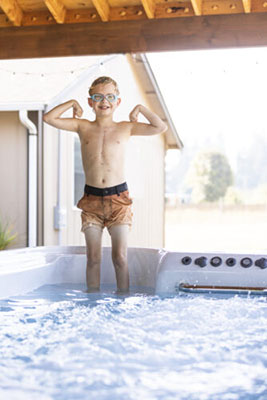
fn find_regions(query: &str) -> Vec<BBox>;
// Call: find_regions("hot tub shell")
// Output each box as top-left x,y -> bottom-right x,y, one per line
0,246 -> 267,298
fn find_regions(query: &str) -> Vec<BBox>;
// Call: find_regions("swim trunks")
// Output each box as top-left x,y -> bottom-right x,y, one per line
77,182 -> 133,232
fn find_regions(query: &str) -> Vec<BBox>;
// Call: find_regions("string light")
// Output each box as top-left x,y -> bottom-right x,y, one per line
99,62 -> 106,73
0,64 -> 95,77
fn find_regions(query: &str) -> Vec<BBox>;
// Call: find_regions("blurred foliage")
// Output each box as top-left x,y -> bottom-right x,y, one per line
224,186 -> 242,205
165,133 -> 267,206
0,218 -> 17,250
186,151 -> 233,203
236,135 -> 267,189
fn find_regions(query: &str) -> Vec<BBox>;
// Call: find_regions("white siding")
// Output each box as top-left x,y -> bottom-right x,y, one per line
126,134 -> 165,248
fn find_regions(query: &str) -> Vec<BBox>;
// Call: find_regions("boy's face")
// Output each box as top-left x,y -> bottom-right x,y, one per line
88,82 -> 121,117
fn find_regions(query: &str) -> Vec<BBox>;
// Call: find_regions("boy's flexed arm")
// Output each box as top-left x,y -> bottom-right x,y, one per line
129,104 -> 167,136
43,100 -> 83,132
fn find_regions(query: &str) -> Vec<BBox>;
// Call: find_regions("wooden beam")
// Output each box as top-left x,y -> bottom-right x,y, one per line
110,6 -> 146,21
0,7 -> 145,28
2,13 -> 267,59
202,0 -> 243,15
141,0 -> 156,19
242,0 -> 251,13
44,0 -> 66,24
92,0 -> 110,22
0,0 -> 23,26
156,2 -> 194,18
191,0 -> 202,15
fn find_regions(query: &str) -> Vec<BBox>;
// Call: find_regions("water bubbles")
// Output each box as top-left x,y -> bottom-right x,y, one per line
0,284 -> 266,399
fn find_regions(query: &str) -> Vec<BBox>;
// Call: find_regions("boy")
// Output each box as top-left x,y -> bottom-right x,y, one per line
43,76 -> 167,293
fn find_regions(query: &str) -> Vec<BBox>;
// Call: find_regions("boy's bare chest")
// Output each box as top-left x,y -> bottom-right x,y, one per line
80,126 -> 129,151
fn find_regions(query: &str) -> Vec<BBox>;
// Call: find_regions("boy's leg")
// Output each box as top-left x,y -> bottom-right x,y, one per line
108,224 -> 130,293
84,224 -> 103,292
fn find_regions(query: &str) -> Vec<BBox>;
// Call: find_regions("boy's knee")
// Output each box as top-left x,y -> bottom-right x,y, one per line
112,251 -> 127,268
87,251 -> 101,266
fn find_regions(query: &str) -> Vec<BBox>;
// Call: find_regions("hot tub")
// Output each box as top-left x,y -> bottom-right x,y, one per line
0,246 -> 267,400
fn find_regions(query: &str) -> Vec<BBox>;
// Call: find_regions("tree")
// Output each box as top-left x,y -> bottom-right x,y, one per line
186,151 -> 233,203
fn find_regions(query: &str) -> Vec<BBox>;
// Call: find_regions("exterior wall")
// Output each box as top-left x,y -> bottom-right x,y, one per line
43,55 -> 165,248
0,112 -> 27,248
126,134 -> 165,248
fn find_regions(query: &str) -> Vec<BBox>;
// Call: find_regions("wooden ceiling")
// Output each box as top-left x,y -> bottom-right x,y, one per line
1,1 -> 267,59
0,0 -> 267,28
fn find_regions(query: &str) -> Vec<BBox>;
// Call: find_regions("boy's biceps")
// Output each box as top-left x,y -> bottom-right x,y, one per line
54,118 -> 79,131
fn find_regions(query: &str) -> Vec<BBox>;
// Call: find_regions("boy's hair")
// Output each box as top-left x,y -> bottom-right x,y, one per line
89,76 -> 120,96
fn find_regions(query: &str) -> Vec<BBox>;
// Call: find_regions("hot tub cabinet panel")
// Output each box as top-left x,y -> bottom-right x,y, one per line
156,251 -> 267,294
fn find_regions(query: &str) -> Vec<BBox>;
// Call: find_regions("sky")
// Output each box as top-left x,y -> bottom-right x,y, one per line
147,47 -> 267,168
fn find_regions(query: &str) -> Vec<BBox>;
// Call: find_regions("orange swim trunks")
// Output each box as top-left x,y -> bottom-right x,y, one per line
77,182 -> 133,232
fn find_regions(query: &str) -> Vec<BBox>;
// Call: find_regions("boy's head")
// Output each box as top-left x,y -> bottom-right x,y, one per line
88,76 -> 121,116
88,76 -> 120,97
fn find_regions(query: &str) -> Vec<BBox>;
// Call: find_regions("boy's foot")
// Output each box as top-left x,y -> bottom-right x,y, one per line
115,288 -> 129,295
85,287 -> 100,293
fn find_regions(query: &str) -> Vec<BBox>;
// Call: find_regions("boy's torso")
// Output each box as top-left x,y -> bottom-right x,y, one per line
78,119 -> 132,188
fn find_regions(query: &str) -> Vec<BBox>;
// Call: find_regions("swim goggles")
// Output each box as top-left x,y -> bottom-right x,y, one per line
90,93 -> 118,102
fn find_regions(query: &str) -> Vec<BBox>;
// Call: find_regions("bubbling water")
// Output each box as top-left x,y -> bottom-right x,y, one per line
0,284 -> 266,400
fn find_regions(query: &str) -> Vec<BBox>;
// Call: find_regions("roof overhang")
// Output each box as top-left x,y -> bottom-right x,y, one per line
1,13 -> 267,60
128,53 -> 183,149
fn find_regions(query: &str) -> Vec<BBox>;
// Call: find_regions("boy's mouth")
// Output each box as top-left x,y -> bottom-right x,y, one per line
99,105 -> 110,110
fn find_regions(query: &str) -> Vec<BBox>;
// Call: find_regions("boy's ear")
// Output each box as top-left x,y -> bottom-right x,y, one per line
117,98 -> 121,106
88,98 -> 93,108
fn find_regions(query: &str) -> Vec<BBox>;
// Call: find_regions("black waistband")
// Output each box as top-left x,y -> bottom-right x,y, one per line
84,182 -> 128,196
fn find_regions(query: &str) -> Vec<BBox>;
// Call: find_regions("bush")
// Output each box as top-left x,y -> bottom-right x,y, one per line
0,218 -> 17,250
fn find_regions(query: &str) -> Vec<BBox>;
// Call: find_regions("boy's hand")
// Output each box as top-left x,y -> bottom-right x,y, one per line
129,104 -> 168,136
129,105 -> 141,122
73,101 -> 83,118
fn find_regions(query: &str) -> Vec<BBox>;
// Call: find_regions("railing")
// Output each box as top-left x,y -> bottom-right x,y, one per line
177,283 -> 267,296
